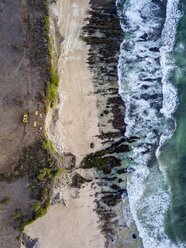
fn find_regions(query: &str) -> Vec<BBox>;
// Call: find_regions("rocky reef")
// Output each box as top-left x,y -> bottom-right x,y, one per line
81,0 -> 142,247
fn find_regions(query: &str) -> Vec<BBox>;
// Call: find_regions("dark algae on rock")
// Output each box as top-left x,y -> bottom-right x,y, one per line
71,173 -> 91,188
81,0 -> 141,246
81,0 -> 125,143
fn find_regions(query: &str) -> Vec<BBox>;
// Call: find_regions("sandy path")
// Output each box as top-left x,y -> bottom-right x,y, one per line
25,184 -> 105,248
46,0 -> 101,166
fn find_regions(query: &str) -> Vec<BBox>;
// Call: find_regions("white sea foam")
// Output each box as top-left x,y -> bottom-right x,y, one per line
157,0 -> 182,156
116,0 -> 183,247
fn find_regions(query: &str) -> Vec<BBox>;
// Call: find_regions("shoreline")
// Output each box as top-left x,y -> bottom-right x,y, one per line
24,0 -> 140,247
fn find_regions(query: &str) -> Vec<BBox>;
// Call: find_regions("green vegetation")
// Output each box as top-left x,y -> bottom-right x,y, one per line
45,67 -> 59,107
0,137 -> 62,231
42,138 -> 55,153
11,44 -> 22,51
38,168 -> 53,181
50,67 -> 60,86
54,168 -> 65,177
41,139 -> 48,150
32,201 -> 49,219
45,81 -> 58,107
44,16 -> 49,34
12,210 -> 21,219
41,14 -> 60,109
49,141 -> 55,153
1,198 -> 9,206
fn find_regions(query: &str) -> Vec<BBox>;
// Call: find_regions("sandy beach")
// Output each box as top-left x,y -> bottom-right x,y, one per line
25,182 -> 105,248
24,1 -> 105,247
46,0 -> 101,166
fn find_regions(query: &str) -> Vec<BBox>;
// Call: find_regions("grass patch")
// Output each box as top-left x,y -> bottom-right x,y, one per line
44,16 -> 49,34
50,67 -> 59,86
54,168 -> 65,177
45,67 -> 59,107
49,141 -> 55,153
1,198 -> 9,206
46,83 -> 58,107
42,138 -> 55,154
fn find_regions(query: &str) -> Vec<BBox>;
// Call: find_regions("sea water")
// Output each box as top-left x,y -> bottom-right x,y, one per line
116,0 -> 186,247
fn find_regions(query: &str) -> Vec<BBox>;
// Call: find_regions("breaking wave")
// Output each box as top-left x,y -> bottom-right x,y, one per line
116,0 -> 182,247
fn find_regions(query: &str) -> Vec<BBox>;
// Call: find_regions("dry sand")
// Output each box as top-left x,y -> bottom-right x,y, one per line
46,0 -> 101,166
25,183 -> 105,248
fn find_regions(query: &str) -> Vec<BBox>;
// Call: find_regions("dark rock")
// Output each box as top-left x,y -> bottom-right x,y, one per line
102,176 -> 117,181
118,178 -> 123,183
22,233 -> 39,248
101,193 -> 122,206
71,173 -> 91,188
132,233 -> 137,239
149,47 -> 159,52
108,212 -> 117,218
103,166 -> 112,174
117,168 -> 128,174
90,142 -> 95,148
110,184 -> 121,190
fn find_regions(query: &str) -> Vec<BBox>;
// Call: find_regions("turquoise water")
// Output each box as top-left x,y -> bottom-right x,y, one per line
159,0 -> 186,243
117,0 -> 186,247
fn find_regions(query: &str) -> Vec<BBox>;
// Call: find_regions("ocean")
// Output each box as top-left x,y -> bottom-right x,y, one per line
116,0 -> 186,247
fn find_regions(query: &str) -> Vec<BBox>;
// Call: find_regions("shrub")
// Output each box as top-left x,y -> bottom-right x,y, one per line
41,139 -> 48,150
54,168 -> 65,177
50,67 -> 59,86
46,82 -> 58,107
12,210 -> 21,219
45,67 -> 59,107
49,141 -> 55,153
1,198 -> 9,206
32,202 -> 42,212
